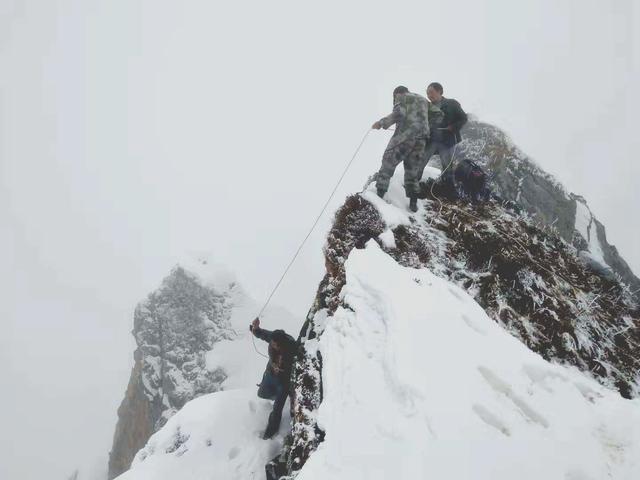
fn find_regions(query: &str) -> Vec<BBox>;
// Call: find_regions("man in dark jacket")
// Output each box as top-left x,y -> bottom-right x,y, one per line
417,82 -> 468,186
250,317 -> 297,439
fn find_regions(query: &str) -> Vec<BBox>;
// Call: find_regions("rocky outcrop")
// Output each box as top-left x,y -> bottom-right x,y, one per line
108,264 -> 238,479
458,119 -> 640,299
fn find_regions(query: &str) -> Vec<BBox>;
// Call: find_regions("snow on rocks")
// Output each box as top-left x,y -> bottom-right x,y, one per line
573,200 -> 607,266
377,229 -> 396,249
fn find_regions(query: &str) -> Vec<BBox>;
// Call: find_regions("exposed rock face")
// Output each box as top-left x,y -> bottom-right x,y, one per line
108,350 -> 153,479
458,120 -> 640,299
108,265 -> 238,479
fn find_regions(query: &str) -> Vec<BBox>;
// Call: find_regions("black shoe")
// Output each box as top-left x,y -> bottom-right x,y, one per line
377,188 -> 385,199
409,196 -> 418,212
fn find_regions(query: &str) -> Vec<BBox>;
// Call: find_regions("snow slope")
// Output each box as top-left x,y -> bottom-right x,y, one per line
117,389 -> 290,480
300,241 -> 639,480
113,261 -> 301,480
118,237 -> 639,480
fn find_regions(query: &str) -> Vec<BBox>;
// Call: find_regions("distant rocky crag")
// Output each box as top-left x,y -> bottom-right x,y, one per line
108,266 -> 238,479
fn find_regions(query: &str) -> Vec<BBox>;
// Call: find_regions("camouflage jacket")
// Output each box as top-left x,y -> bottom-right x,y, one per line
378,92 -> 430,150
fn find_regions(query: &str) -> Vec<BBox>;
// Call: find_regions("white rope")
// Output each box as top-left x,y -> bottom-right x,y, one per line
429,139 -> 459,224
253,127 -> 372,325
251,333 -> 268,358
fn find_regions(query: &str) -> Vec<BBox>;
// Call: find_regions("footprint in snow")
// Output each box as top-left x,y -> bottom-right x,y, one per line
460,313 -> 488,335
472,404 -> 510,436
478,366 -> 550,428
448,287 -> 465,301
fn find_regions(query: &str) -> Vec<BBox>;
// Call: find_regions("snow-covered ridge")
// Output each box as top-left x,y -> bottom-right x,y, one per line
298,241 -> 640,480
280,165 -> 639,477
116,390 -> 291,480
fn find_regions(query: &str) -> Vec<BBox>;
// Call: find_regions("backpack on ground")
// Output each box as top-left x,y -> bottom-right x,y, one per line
454,159 -> 489,202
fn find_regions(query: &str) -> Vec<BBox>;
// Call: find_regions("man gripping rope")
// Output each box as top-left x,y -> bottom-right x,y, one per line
250,317 -> 297,440
372,85 -> 431,212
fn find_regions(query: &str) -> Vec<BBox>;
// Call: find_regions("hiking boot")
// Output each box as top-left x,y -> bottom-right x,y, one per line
409,196 -> 418,212
377,188 -> 385,199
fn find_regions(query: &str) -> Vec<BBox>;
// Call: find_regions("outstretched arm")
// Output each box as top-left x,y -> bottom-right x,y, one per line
373,100 -> 405,130
250,317 -> 273,343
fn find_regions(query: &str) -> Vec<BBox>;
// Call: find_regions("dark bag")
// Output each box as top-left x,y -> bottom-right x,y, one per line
454,159 -> 489,201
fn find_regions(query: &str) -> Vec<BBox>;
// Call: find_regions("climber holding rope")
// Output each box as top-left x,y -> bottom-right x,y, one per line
372,85 -> 431,212
249,317 -> 297,440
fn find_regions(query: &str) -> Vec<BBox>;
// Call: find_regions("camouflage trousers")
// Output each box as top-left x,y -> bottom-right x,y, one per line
375,137 -> 427,197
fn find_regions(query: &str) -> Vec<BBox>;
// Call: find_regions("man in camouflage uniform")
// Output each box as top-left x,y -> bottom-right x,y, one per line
372,85 -> 430,212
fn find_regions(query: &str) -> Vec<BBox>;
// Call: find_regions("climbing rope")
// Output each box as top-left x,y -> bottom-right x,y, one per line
429,139 -> 459,224
249,127 -> 373,356
251,334 -> 268,358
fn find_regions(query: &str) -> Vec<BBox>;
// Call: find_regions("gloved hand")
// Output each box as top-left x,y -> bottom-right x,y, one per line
372,121 -> 382,130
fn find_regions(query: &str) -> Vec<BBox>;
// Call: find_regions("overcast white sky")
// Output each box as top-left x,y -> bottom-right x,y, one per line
1,1 -> 638,479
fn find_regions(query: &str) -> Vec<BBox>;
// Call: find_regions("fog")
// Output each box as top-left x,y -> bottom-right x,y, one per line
1,1 -> 638,479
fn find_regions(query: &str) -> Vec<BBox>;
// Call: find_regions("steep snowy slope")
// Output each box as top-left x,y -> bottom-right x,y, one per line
116,390 -> 290,480
116,241 -> 639,480
298,241 -> 639,480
